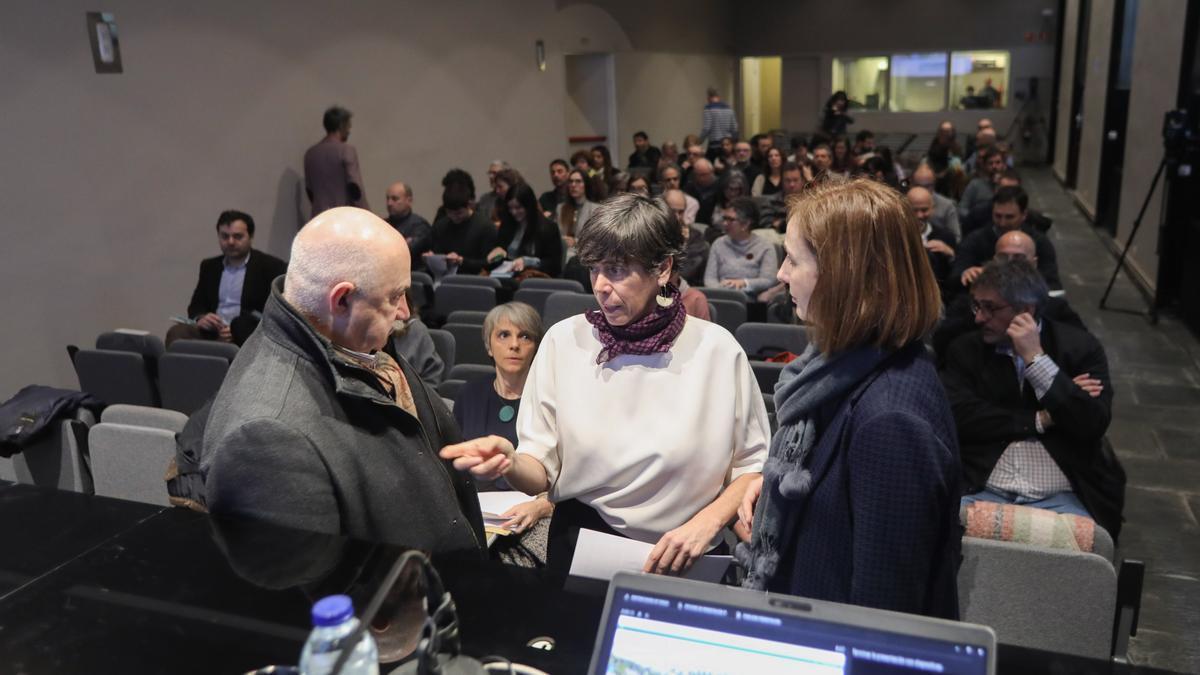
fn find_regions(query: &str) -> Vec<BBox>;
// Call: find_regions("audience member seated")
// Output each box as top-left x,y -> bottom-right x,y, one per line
731,140 -> 760,183
658,164 -> 699,224
704,197 -> 779,300
713,137 -> 736,173
687,161 -> 721,223
830,136 -> 855,176
736,178 -> 960,619
303,106 -> 368,218
909,162 -> 961,241
708,169 -> 750,234
958,147 -> 1006,220
759,162 -> 812,236
933,231 -> 1087,360
476,160 -> 510,226
591,144 -> 627,197
664,189 -> 708,287
961,169 -> 1053,237
167,210 -> 288,347
389,289 -> 444,387
963,127 -> 1000,176
626,174 -> 651,197
659,141 -> 680,168
852,129 -> 875,158
453,302 -> 553,562
539,159 -> 570,217
929,120 -> 965,165
811,143 -> 834,177
487,183 -> 564,279
432,168 -> 476,223
940,260 -> 1125,540
906,186 -> 958,293
858,155 -> 900,190
751,147 -> 785,196
384,181 -> 432,262
556,168 -> 599,253
441,194 -> 768,577
429,183 -> 497,276
951,186 -> 1062,294
627,130 -> 662,173
204,207 -> 486,554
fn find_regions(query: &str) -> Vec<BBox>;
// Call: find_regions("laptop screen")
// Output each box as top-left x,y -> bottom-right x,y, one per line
591,574 -> 993,675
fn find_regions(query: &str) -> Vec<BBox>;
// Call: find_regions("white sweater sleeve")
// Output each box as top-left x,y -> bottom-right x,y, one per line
514,329 -> 563,486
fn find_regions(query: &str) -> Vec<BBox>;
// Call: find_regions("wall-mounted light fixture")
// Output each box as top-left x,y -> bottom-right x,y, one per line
536,40 -> 546,72
86,12 -> 122,74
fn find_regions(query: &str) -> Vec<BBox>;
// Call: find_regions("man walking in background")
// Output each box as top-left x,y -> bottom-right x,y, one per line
304,106 -> 368,218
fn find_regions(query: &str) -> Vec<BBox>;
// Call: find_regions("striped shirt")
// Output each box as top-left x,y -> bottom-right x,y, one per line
700,102 -> 739,147
985,345 -> 1074,500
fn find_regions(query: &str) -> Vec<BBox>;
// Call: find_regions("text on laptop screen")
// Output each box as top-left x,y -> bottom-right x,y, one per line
593,589 -> 990,675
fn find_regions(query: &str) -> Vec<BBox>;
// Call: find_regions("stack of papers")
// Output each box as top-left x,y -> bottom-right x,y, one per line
477,491 -> 532,528
569,528 -> 732,582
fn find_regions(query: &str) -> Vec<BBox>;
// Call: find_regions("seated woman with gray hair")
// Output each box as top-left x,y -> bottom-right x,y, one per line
442,194 -> 769,577
453,302 -> 552,561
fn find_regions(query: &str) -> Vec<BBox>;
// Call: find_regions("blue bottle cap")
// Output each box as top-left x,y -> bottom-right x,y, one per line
311,594 -> 355,627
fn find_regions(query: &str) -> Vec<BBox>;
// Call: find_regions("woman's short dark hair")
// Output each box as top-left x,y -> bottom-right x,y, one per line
216,209 -> 255,237
728,197 -> 759,226
503,182 -> 539,226
576,193 -> 685,275
322,106 -> 352,134
441,168 -> 475,199
973,259 -> 1048,318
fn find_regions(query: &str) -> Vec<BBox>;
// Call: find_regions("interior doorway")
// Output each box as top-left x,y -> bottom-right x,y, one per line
564,53 -> 618,162
741,57 -> 782,138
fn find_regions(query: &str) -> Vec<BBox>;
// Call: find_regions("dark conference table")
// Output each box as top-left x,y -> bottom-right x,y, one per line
0,482 -> 1178,674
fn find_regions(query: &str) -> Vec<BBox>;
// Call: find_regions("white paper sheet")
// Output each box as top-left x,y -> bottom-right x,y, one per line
425,254 -> 449,280
569,528 -> 731,582
477,491 -> 535,525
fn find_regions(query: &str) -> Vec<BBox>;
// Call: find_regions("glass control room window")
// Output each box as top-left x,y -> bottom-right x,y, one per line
832,56 -> 889,111
950,51 -> 1010,109
888,52 -> 948,112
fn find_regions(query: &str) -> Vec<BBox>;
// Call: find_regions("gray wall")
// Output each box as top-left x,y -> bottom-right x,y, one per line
1053,0 -> 1082,180
0,0 -> 733,398
1114,0 -> 1190,288
1073,0 -> 1117,216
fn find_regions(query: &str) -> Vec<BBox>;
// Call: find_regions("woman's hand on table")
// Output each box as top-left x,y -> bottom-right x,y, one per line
439,435 -> 514,480
500,496 -> 553,533
643,513 -> 723,576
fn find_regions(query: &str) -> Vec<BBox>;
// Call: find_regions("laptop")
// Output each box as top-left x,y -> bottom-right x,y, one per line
589,572 -> 996,674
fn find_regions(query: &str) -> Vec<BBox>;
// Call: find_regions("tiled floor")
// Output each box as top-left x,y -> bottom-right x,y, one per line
1026,168 -> 1200,673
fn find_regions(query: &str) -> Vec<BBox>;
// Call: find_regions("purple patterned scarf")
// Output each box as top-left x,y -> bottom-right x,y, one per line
585,284 -> 686,364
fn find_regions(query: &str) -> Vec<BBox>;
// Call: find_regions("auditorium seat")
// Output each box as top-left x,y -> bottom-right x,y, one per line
735,324 -> 808,359
448,364 -> 494,381
519,278 -> 585,293
440,275 -> 502,289
543,292 -> 599,326
96,331 -> 166,360
707,298 -> 747,334
697,287 -> 749,305
446,310 -> 489,326
7,408 -> 95,494
751,360 -> 785,394
158,353 -> 229,415
437,379 -> 466,401
73,349 -> 159,407
88,422 -> 174,506
513,288 -> 556,317
442,323 -> 490,366
426,328 -> 456,376
102,404 -> 188,433
410,271 -> 435,311
168,339 -> 239,363
434,284 -> 496,314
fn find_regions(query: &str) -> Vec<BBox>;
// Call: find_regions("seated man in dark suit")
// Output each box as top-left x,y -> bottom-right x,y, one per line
167,210 -> 287,347
427,184 -> 497,276
951,186 -> 1061,296
960,169 -> 1052,237
932,230 -> 1087,360
906,186 -> 957,292
203,207 -> 486,555
940,260 -> 1125,539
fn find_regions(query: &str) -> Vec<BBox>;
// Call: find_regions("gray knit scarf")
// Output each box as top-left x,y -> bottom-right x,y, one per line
735,341 -> 888,590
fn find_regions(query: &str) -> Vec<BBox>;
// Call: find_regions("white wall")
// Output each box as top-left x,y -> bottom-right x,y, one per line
1073,0 -> 1116,217
0,0 -> 736,399
1053,0 -> 1081,180
1114,0 -> 1190,289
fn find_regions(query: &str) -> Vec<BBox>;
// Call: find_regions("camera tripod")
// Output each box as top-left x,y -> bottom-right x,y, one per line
1098,153 -> 1169,324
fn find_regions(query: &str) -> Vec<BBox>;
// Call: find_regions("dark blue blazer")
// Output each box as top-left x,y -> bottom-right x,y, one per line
772,343 -> 962,620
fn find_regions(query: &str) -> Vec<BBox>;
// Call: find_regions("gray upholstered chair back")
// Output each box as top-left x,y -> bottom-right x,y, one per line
439,275 -> 502,289
88,422 -> 175,506
697,286 -> 749,304
434,284 -> 497,314
102,404 -> 188,433
448,364 -> 495,381
73,349 -> 159,407
707,298 -> 747,334
445,310 -> 490,326
519,278 -> 585,293
158,353 -> 229,416
442,323 -> 491,366
95,331 -> 165,358
750,361 -> 785,394
958,536 -> 1117,659
513,288 -> 556,317
426,329 -> 456,375
735,324 -> 809,359
168,339 -> 239,363
542,292 -> 599,327
436,379 -> 466,401
9,408 -> 95,493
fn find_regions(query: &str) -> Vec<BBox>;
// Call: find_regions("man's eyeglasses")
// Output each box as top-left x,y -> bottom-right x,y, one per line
969,299 -> 1012,316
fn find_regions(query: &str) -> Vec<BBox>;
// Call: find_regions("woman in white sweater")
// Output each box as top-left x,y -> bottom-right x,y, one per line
442,194 -> 769,576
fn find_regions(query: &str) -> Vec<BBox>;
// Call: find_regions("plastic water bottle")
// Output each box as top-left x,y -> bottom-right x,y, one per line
299,594 -> 380,675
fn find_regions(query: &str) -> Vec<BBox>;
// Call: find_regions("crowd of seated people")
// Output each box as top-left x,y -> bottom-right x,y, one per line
182,104 -> 1126,623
